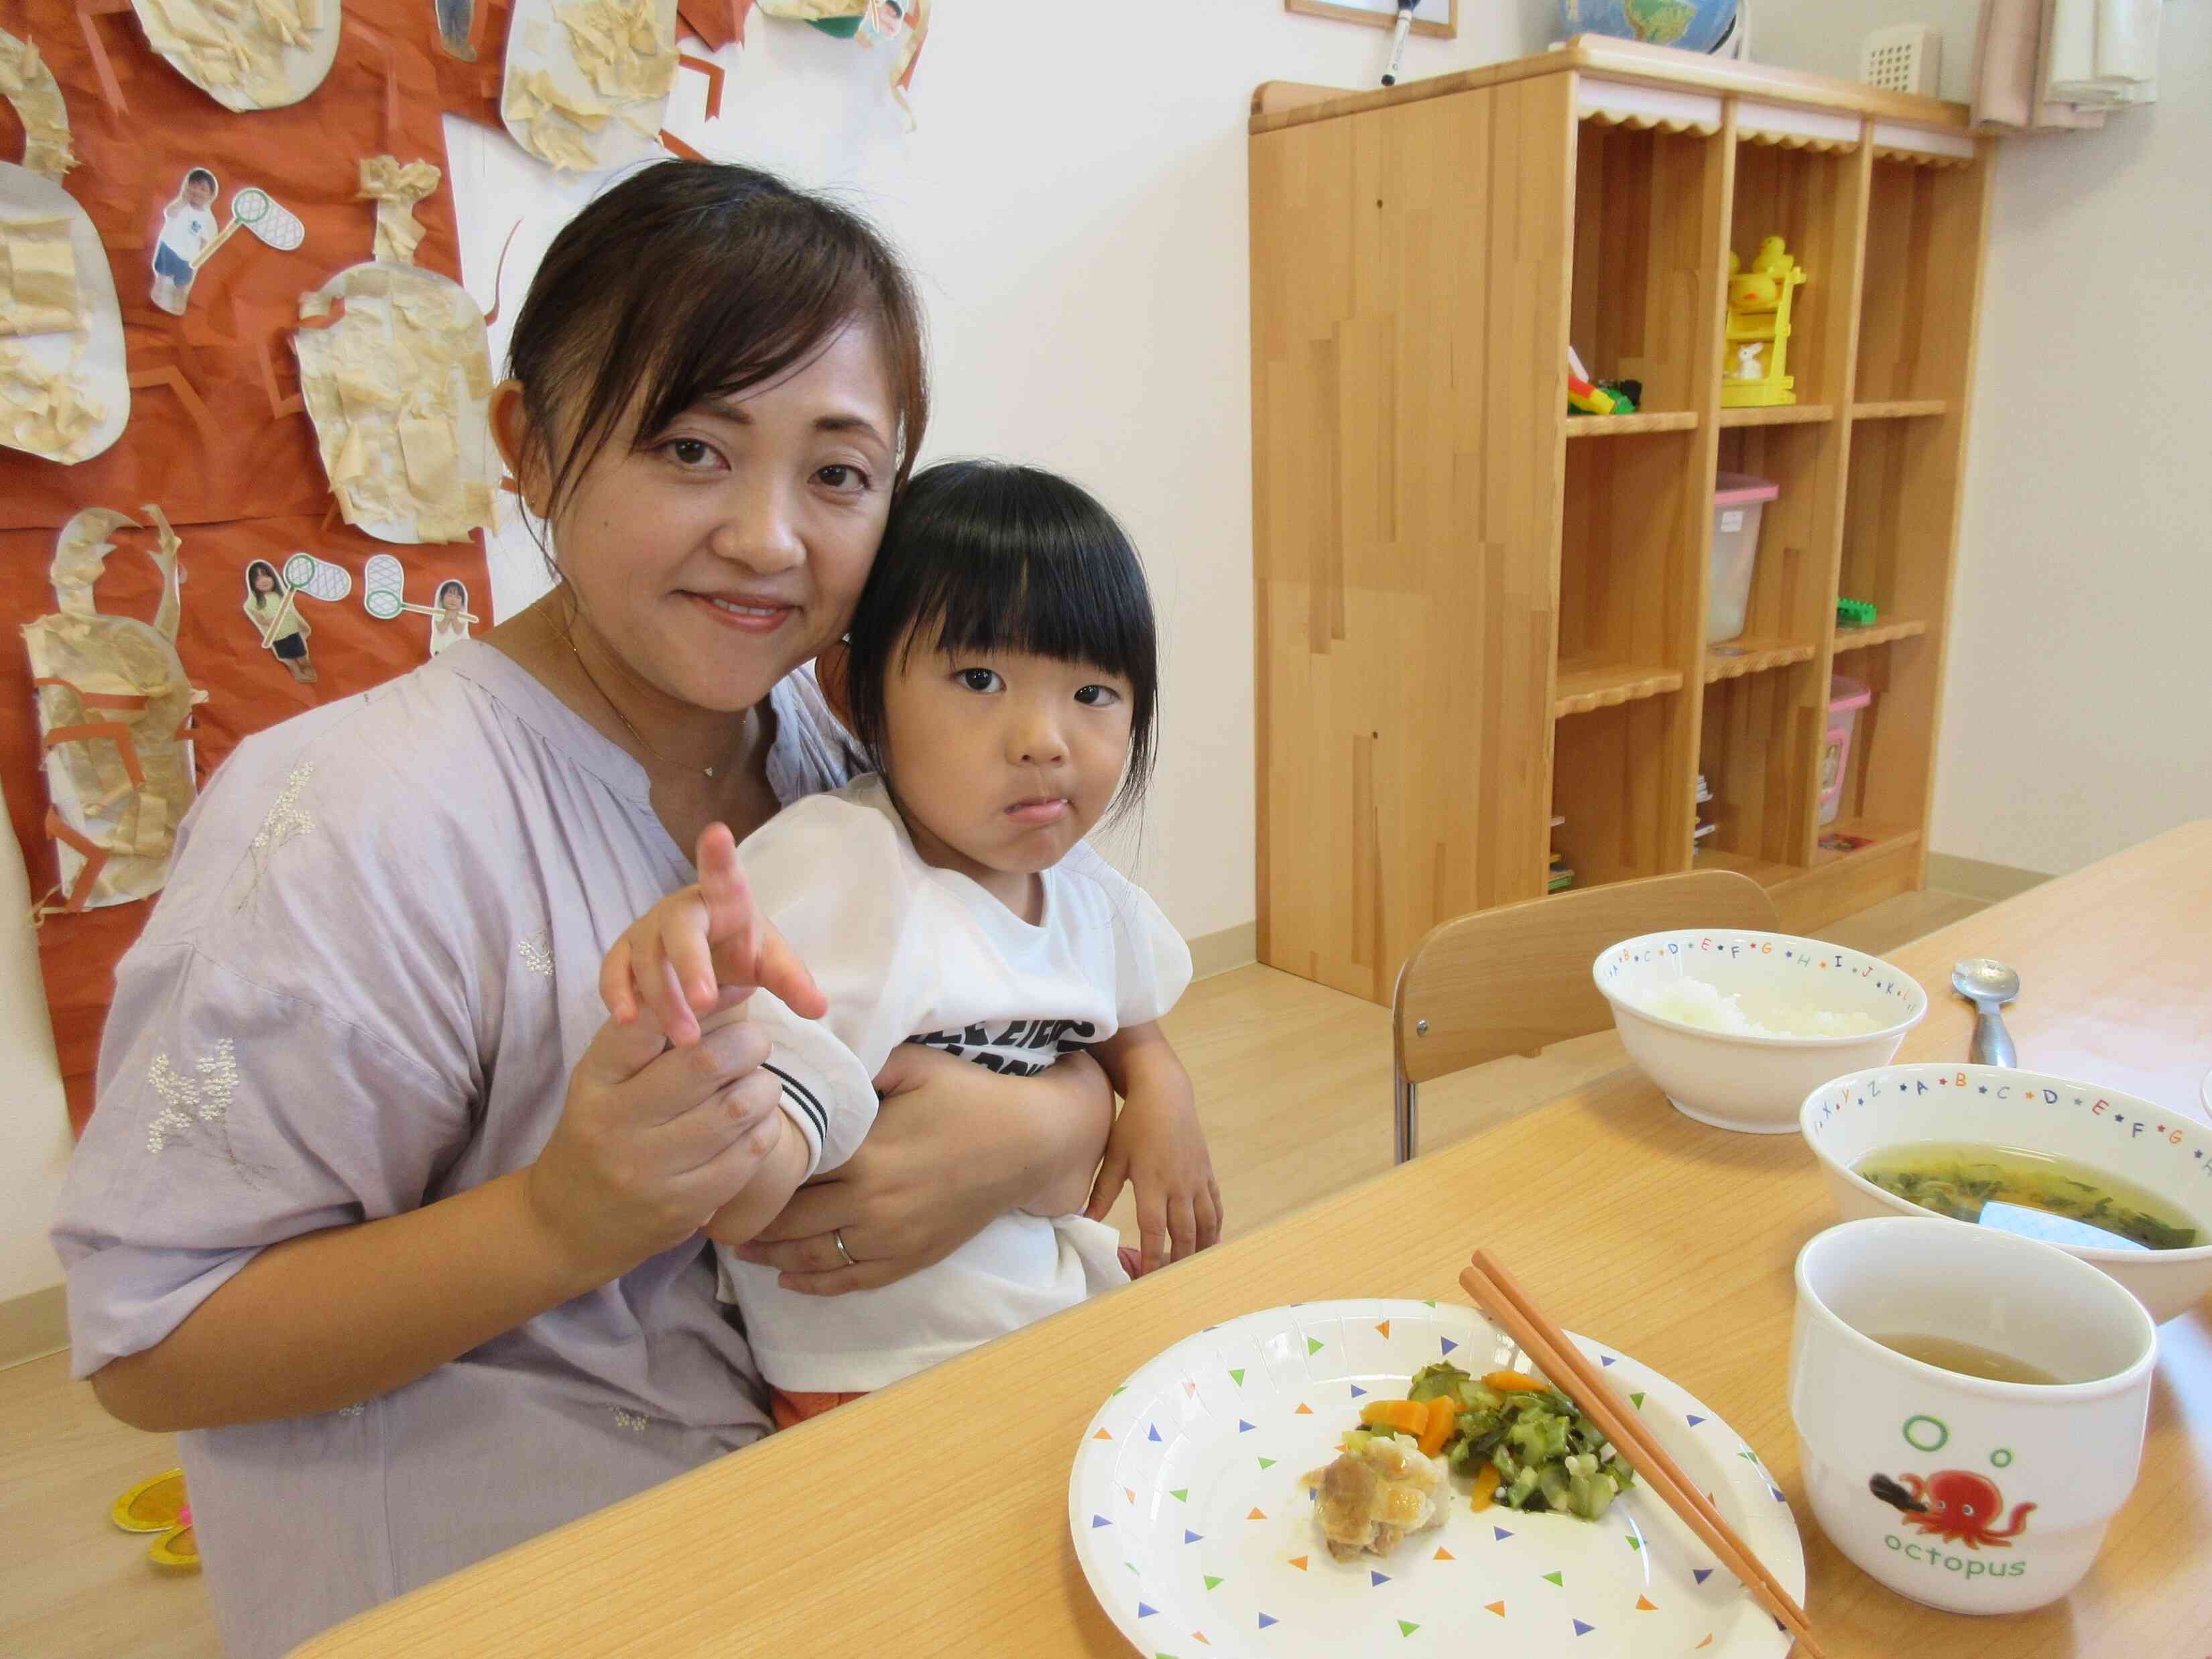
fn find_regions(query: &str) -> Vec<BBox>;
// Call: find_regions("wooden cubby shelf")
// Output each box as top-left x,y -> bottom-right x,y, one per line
1554,662 -> 1684,718
1565,411 -> 1702,438
1719,404 -> 1834,428
1250,41 -> 1988,999
1705,636 -> 1819,682
1694,847 -> 1804,889
1815,817 -> 1922,867
1832,617 -> 1930,653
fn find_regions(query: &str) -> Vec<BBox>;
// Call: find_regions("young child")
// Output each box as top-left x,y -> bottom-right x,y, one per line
601,459 -> 1217,1426
151,168 -> 219,315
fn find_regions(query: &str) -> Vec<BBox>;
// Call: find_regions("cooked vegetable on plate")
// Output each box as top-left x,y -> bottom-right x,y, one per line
1302,1361 -> 1636,1556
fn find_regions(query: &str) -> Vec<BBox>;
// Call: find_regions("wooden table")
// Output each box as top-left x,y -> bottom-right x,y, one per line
298,823 -> 2212,1658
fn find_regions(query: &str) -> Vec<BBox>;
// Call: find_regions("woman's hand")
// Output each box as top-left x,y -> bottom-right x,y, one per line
525,1005 -> 792,1286
1085,1023 -> 1222,1272
734,1044 -> 1115,1294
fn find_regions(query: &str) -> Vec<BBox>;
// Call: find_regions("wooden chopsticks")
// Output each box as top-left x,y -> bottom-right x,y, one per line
1460,1249 -> 1825,1659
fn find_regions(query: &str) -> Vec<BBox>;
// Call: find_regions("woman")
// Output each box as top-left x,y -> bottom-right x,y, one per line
52,163 -> 1194,1658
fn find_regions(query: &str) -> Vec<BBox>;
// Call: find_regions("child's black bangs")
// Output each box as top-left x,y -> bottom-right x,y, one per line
904,552 -> 1152,686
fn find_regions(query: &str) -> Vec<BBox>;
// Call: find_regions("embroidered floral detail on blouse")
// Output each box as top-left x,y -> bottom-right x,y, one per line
612,1407 -> 650,1434
145,1039 -> 240,1154
253,763 -> 316,853
518,928 -> 554,979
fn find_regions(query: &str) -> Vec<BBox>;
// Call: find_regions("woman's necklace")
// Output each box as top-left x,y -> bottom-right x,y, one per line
558,619 -> 735,782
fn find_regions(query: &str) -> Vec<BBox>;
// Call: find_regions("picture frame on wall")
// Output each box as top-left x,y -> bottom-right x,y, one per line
1283,0 -> 1458,40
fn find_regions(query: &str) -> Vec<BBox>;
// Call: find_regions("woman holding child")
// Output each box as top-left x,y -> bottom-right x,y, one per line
53,163 -> 1217,1657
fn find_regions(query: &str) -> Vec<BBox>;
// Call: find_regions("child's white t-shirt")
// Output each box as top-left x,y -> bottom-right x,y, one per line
718,772 -> 1192,1393
158,200 -> 216,263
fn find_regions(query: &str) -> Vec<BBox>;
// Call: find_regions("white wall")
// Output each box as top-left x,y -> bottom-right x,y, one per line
1,3 -> 1552,1302
1752,0 -> 2212,873
1933,3 -> 2212,873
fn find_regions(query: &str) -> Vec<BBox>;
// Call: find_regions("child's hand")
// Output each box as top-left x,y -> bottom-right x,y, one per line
698,1107 -> 813,1248
599,823 -> 827,1046
1084,1058 -> 1222,1274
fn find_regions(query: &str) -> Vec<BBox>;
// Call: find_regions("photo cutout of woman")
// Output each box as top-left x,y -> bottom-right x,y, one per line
242,559 -> 318,683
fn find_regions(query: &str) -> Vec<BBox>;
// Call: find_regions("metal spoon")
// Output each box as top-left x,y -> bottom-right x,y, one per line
1951,959 -> 2021,1068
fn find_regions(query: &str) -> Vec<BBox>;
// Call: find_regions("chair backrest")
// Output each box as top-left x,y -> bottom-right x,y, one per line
1392,869 -> 1781,1087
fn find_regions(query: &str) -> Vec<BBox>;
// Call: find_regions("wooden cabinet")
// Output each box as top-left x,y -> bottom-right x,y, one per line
1250,38 -> 1990,1003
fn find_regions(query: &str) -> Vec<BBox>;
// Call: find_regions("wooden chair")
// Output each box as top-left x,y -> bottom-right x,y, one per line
1390,870 -> 1780,1163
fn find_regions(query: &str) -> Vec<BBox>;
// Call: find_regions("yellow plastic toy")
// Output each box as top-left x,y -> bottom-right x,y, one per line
109,1467 -> 200,1573
1721,235 -> 1808,408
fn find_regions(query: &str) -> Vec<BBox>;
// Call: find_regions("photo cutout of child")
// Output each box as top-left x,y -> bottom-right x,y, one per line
428,579 -> 473,657
151,168 -> 219,316
242,558 -> 318,684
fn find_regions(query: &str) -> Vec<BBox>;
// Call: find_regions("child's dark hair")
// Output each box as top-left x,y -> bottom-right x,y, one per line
505,160 -> 928,529
185,168 -> 216,190
436,579 -> 466,605
244,559 -> 278,593
843,460 -> 1158,818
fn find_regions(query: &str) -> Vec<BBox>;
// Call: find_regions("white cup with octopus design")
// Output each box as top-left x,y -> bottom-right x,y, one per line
1790,1216 -> 2157,1614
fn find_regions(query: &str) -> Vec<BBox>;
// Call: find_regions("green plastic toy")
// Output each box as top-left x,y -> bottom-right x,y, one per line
1837,597 -> 1878,628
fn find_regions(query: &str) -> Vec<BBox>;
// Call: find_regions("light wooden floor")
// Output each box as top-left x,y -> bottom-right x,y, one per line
0,886 -> 1982,1658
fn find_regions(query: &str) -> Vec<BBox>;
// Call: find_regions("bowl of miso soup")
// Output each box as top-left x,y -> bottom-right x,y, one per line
1802,1064 -> 2212,1323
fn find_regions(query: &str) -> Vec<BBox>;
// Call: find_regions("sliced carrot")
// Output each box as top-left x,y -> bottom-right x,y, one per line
1483,1369 -> 1550,1394
1469,1462 -> 1503,1512
1416,1393 -> 1459,1457
1358,1399 -> 1429,1436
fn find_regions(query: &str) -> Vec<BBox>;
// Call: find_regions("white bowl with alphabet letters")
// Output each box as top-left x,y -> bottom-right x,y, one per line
1802,1063 -> 2212,1323
1593,930 -> 1926,1133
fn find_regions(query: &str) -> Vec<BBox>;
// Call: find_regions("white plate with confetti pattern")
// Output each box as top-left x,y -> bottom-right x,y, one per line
1069,1300 -> 1804,1659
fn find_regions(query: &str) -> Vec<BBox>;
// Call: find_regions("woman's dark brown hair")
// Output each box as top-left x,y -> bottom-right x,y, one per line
505,160 -> 928,526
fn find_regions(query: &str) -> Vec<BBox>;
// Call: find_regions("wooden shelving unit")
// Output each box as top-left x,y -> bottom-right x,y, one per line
1719,403 -> 1834,428
1833,617 -> 1929,653
1565,410 -> 1702,438
1249,39 -> 1991,1002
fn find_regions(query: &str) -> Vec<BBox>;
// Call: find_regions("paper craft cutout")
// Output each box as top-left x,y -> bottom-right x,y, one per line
0,27 -> 78,182
363,554 -> 480,659
1,216 -> 79,337
500,0 -> 679,172
23,507 -> 207,914
191,185 -> 306,274
241,559 -> 320,682
290,157 -> 499,544
0,62 -> 129,464
434,0 -> 479,60
737,0 -> 929,123
130,0 -> 343,113
356,155 -> 440,264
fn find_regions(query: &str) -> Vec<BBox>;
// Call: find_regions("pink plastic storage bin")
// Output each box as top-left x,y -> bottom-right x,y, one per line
1819,673 -> 1872,826
1708,472 -> 1780,643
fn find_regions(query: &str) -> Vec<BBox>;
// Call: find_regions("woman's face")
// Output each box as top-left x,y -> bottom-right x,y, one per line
542,320 -> 898,715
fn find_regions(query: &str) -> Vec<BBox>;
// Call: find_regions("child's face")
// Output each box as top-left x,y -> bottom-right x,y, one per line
253,570 -> 275,593
184,179 -> 215,210
879,635 -> 1135,881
